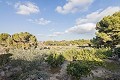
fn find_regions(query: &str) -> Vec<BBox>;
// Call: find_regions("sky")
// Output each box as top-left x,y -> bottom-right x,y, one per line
0,0 -> 120,41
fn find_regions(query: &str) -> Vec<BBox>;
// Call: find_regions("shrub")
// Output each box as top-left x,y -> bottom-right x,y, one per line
95,48 -> 113,59
67,62 -> 91,80
114,47 -> 120,58
57,54 -> 65,65
46,53 -> 65,68
18,70 -> 49,80
0,53 -> 12,66
63,49 -> 79,61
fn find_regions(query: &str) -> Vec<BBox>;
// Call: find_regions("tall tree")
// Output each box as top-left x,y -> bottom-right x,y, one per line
94,12 -> 120,47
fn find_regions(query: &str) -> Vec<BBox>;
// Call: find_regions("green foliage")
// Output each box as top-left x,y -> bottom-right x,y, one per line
44,39 -> 91,46
0,32 -> 38,49
63,48 -> 112,67
67,62 -> 91,80
95,48 -> 113,58
114,47 -> 120,58
0,53 -> 12,66
63,48 -> 106,61
0,33 -> 11,47
63,49 -> 79,61
46,53 -> 65,68
5,49 -> 49,80
0,47 -> 117,80
93,11 -> 120,47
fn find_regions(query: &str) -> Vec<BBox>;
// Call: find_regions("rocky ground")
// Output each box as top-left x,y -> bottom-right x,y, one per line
0,59 -> 120,80
0,60 -> 120,80
49,59 -> 120,80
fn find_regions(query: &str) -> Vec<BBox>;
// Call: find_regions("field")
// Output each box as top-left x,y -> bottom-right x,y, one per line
0,46 -> 120,80
1,1 -> 120,80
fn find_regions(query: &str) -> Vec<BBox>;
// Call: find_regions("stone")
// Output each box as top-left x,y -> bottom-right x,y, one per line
6,72 -> 13,77
118,58 -> 120,62
0,71 -> 5,76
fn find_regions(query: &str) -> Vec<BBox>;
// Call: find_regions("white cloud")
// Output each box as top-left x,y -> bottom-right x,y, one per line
76,7 -> 120,24
49,6 -> 120,37
15,2 -> 40,15
48,32 -> 64,37
28,18 -> 51,25
65,23 -> 96,34
66,6 -> 120,34
56,0 -> 94,14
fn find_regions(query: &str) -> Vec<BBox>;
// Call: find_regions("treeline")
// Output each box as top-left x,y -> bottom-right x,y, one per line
44,39 -> 91,46
0,32 -> 38,49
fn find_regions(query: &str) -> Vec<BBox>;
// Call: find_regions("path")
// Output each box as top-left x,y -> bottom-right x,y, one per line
49,61 -> 70,80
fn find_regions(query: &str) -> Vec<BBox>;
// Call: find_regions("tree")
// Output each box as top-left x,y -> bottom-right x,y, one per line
12,32 -> 38,49
0,32 -> 38,49
94,12 -> 120,48
0,33 -> 11,47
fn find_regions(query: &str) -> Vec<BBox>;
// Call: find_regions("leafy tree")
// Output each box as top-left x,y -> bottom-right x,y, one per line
0,32 -> 38,49
12,32 -> 38,49
0,33 -> 11,47
94,12 -> 120,48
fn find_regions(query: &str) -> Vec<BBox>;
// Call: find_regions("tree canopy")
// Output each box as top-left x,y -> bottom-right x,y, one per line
0,32 -> 38,49
93,12 -> 120,47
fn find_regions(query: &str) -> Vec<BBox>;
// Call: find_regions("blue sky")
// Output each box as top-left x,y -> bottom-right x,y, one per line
0,0 -> 120,41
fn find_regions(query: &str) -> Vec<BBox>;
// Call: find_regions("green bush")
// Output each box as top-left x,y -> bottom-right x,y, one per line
67,62 -> 91,80
0,53 -> 12,66
95,48 -> 112,59
46,53 -> 65,68
114,47 -> 120,58
63,48 -> 112,62
63,49 -> 103,62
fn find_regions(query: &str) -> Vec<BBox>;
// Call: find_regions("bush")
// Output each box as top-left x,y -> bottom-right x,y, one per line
96,48 -> 113,59
114,47 -> 120,58
46,53 -> 65,68
67,62 -> 91,80
18,70 -> 49,80
0,53 -> 12,66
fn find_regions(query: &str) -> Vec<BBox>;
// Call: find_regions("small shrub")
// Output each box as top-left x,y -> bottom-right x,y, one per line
0,53 -> 12,66
46,53 -> 65,68
67,62 -> 91,80
114,47 -> 120,58
18,70 -> 49,80
96,48 -> 112,58
57,54 -> 65,65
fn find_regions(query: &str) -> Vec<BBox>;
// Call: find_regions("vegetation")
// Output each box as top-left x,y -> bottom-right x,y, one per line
67,62 -> 91,80
44,39 -> 91,46
18,70 -> 49,80
0,12 -> 120,80
63,48 -> 112,61
46,53 -> 65,68
0,32 -> 38,49
114,47 -> 120,58
0,47 -> 119,80
0,53 -> 12,66
93,12 -> 120,48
